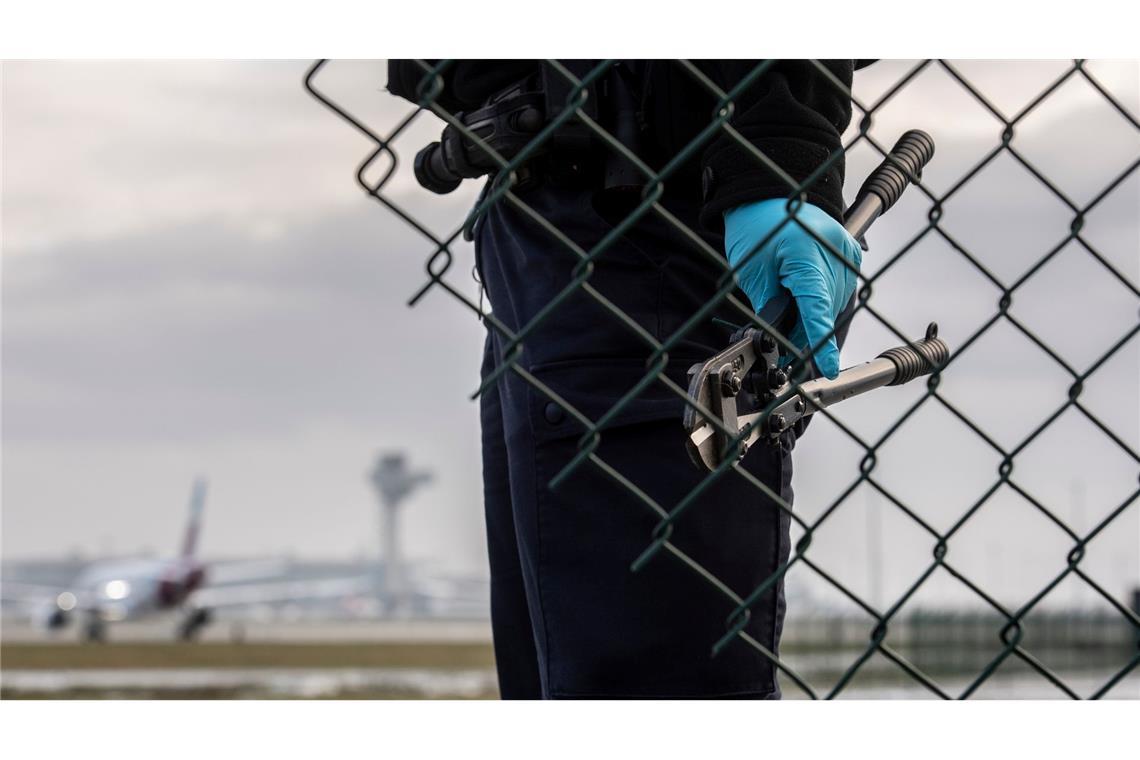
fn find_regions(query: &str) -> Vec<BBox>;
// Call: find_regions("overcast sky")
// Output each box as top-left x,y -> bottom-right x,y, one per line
3,60 -> 1137,612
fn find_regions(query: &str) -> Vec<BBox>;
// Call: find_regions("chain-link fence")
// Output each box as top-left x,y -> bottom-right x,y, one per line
304,59 -> 1139,699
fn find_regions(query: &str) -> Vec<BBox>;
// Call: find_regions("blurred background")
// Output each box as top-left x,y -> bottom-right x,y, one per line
2,59 -> 1137,698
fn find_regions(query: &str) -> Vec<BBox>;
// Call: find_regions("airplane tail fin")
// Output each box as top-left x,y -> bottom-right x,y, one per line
180,478 -> 208,558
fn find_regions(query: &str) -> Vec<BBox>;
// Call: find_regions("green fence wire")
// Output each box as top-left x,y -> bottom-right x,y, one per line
304,59 -> 1140,699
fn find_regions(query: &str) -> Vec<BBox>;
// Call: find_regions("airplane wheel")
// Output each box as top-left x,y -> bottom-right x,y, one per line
178,608 -> 212,641
84,618 -> 106,643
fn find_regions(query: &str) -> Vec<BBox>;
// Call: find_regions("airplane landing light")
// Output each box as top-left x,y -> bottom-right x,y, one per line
103,580 -> 131,600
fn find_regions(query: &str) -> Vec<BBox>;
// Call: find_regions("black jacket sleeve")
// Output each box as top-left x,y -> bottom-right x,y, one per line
387,60 -> 538,113
696,60 -> 862,230
387,60 -> 867,231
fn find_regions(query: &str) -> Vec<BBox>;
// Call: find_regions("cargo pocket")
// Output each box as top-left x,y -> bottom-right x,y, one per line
525,355 -> 787,697
527,355 -> 698,445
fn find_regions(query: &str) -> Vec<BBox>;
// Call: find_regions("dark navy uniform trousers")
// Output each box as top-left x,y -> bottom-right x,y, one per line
476,180 -> 794,699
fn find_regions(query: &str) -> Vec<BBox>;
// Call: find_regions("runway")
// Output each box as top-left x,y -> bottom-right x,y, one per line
0,622 -> 499,698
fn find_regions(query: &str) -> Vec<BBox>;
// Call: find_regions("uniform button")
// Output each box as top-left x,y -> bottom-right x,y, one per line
544,402 -> 565,425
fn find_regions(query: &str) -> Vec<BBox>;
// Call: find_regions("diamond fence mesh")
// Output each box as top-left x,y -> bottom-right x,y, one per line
304,59 -> 1140,699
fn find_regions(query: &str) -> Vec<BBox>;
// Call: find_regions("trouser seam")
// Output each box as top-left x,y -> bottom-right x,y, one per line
529,388 -> 555,696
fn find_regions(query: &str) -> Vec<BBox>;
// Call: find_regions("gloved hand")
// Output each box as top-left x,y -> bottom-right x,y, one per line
724,198 -> 863,379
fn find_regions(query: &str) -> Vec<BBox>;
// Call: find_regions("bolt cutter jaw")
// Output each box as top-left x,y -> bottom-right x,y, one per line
684,323 -> 948,472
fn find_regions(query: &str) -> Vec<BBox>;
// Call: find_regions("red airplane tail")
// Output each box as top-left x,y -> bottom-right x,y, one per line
180,478 -> 208,559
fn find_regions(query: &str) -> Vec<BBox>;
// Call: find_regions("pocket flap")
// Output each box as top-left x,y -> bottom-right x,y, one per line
527,355 -> 704,442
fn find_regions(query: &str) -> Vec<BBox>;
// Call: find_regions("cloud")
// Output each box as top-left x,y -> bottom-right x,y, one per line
2,60 -> 464,252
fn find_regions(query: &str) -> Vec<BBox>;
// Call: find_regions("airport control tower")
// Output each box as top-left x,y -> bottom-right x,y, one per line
368,452 -> 433,616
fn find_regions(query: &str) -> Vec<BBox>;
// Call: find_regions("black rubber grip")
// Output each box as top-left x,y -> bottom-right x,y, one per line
878,330 -> 948,385
854,130 -> 935,215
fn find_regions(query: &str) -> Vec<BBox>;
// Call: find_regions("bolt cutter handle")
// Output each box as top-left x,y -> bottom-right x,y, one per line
759,129 -> 937,343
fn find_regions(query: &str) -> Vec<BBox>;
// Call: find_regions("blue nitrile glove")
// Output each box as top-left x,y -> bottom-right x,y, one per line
724,198 -> 863,379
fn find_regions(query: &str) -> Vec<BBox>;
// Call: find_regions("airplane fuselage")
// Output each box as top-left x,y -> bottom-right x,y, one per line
57,556 -> 207,623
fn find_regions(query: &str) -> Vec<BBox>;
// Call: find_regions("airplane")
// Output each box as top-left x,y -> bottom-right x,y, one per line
1,478 -> 371,641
